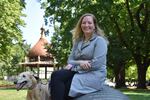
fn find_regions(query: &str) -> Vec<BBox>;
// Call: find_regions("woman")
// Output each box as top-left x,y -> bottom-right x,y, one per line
50,13 -> 108,100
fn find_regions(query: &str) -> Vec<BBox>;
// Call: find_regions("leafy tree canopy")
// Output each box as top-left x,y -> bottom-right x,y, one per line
0,0 -> 27,76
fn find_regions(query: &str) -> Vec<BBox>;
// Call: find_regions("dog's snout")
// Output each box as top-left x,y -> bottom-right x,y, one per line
14,80 -> 17,84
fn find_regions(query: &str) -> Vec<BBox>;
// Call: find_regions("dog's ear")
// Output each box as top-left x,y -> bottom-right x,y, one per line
29,71 -> 39,81
33,75 -> 40,81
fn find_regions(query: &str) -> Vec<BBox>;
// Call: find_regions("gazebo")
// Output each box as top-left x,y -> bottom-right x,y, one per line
20,27 -> 54,79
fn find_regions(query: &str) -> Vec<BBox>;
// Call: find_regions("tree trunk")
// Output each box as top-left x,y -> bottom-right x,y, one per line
137,64 -> 147,89
114,62 -> 126,88
134,54 -> 148,89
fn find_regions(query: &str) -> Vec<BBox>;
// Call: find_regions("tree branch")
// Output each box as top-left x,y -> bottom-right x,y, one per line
135,2 -> 144,30
110,16 -> 130,52
135,1 -> 149,32
125,0 -> 134,28
142,2 -> 149,32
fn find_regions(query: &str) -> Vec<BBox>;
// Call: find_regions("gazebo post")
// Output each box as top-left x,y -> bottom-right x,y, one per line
30,67 -> 33,71
45,66 -> 47,79
37,64 -> 40,78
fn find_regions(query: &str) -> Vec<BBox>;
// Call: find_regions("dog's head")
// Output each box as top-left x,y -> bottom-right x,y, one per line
14,71 -> 39,91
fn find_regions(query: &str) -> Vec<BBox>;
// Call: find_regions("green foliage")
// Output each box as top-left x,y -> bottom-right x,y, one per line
126,65 -> 138,81
46,26 -> 72,67
146,66 -> 150,80
0,43 -> 30,77
107,66 -> 114,80
0,0 -> 27,76
0,0 -> 25,58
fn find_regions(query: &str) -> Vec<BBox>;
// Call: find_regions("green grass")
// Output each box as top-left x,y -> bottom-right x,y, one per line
0,88 -> 150,100
0,89 -> 26,100
121,89 -> 150,100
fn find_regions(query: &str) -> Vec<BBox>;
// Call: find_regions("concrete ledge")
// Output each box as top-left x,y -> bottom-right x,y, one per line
74,85 -> 129,100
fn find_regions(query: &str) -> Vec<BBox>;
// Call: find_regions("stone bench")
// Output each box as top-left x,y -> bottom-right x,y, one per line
74,85 -> 129,100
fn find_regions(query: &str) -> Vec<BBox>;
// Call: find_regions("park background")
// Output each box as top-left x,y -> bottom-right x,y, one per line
0,0 -> 150,100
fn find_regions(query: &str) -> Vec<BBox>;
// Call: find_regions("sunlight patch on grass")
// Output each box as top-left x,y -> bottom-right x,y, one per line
122,89 -> 150,100
0,89 -> 26,100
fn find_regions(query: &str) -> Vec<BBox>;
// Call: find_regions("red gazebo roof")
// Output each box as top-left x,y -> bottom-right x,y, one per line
28,27 -> 49,57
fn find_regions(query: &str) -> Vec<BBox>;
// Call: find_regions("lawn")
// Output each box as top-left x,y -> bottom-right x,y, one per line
0,89 -> 26,100
122,89 -> 150,100
0,88 -> 150,100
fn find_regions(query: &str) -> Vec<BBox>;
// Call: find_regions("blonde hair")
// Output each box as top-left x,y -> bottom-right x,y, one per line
72,13 -> 107,43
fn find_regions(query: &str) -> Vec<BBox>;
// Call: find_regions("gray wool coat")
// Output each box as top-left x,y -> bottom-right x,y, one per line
67,33 -> 108,97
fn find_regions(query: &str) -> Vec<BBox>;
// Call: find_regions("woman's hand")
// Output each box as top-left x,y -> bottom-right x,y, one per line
65,64 -> 73,70
79,60 -> 91,70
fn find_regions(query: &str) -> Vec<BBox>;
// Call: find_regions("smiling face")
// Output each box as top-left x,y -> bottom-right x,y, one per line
81,15 -> 95,38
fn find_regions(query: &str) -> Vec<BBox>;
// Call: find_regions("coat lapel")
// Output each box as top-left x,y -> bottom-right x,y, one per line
80,33 -> 97,50
81,41 -> 90,50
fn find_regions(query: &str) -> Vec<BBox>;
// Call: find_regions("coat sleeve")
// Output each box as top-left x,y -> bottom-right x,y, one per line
90,37 -> 108,70
67,41 -> 79,65
71,37 -> 108,73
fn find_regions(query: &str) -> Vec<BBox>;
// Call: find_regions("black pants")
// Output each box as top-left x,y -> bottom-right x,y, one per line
49,69 -> 76,100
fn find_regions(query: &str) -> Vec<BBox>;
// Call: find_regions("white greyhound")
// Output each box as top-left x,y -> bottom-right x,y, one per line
14,71 -> 51,100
